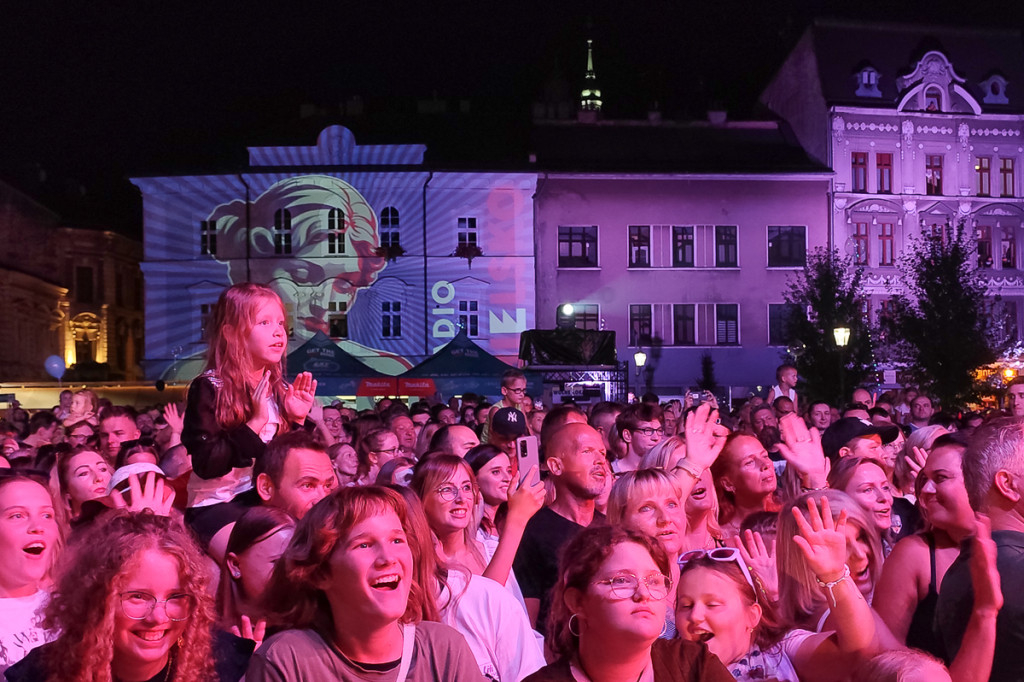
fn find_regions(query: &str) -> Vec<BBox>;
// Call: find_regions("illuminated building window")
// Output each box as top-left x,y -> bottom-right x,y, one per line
767,226 -> 806,267
715,226 -> 738,267
926,155 -> 944,195
328,301 -> 348,339
558,225 -> 598,267
556,303 -> 599,330
458,217 -> 478,247
327,208 -> 346,254
925,87 -> 942,111
629,304 -> 652,346
977,226 -> 993,268
381,207 -> 400,248
628,225 -> 651,267
851,152 -> 867,192
1002,158 -> 1015,197
672,226 -> 694,267
876,153 -> 893,194
382,301 -> 401,338
200,219 -> 217,256
459,300 -> 479,337
977,157 -> 992,197
716,304 -> 739,345
768,303 -> 800,346
1003,229 -> 1017,269
853,222 -> 869,266
274,208 -> 292,254
673,304 -> 696,346
879,222 -> 895,266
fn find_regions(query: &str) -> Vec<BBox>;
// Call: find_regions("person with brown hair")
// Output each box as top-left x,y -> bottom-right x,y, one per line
247,486 -> 481,681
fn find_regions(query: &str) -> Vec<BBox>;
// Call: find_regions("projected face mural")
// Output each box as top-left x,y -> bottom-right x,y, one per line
207,175 -> 385,340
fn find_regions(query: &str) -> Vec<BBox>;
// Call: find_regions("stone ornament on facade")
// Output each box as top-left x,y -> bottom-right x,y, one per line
833,116 -> 845,143
959,122 -> 970,150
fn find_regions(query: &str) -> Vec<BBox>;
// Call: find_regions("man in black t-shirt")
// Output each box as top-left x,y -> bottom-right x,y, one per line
512,422 -> 608,636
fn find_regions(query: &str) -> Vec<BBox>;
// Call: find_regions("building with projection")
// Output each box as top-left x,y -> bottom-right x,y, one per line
761,19 -> 1024,339
133,125 -> 537,384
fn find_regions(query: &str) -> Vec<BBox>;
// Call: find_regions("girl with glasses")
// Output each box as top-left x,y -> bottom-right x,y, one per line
526,524 -> 732,682
354,427 -> 401,486
676,496 -> 880,682
7,510 -> 252,682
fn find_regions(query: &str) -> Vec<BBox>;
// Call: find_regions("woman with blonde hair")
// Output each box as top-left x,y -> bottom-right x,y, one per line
641,436 -> 724,551
7,510 -> 251,682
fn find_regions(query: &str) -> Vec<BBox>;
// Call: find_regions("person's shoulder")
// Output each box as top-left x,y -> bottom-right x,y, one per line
521,658 -> 572,682
3,640 -> 56,682
652,637 -> 734,681
415,619 -> 471,647
258,628 -> 330,658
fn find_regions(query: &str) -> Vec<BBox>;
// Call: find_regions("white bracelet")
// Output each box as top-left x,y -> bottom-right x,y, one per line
675,459 -> 703,481
814,564 -> 851,608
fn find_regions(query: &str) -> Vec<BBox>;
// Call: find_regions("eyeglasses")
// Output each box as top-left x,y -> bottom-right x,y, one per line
679,547 -> 759,604
120,591 -> 195,621
633,427 -> 665,437
505,387 -> 527,395
323,418 -> 342,425
374,447 -> 401,457
435,482 -> 475,502
592,573 -> 672,601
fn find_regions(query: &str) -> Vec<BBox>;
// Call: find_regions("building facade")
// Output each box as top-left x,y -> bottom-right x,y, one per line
531,118 -> 832,394
761,20 -> 1024,338
133,125 -> 537,385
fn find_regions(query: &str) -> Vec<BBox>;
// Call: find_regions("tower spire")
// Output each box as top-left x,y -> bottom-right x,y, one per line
580,38 -> 602,112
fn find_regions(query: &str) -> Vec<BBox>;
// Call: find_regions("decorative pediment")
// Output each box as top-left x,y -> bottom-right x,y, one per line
896,51 -> 981,115
897,51 -> 965,91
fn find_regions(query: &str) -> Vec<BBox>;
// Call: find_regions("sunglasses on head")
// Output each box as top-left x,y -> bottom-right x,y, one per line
679,546 -> 761,604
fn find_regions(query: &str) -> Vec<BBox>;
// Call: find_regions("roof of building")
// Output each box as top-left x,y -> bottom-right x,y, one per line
809,18 -> 1024,112
528,118 -> 831,174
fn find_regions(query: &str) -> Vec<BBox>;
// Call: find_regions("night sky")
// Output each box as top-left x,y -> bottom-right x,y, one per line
2,1 -> 1021,234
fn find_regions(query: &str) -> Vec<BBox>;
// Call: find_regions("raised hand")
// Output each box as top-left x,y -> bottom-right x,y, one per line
109,472 -> 176,516
728,529 -> 778,602
792,495 -> 848,583
506,465 -> 546,525
162,402 -> 184,435
683,402 -> 730,471
970,513 -> 1003,615
906,446 -> 928,480
247,370 -> 272,433
283,371 -> 317,424
230,614 -> 267,649
776,413 -> 827,485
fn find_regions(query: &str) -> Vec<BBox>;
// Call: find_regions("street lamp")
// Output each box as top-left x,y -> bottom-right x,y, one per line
633,350 -> 648,400
833,326 -> 850,405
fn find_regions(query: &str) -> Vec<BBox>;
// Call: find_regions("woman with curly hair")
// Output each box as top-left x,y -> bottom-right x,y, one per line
7,510 -> 252,682
247,486 -> 481,680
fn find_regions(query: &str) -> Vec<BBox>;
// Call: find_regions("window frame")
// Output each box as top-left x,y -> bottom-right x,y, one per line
767,226 -> 807,268
557,225 -> 599,268
876,153 -> 893,194
851,152 -> 868,192
628,225 -> 652,268
715,226 -> 738,268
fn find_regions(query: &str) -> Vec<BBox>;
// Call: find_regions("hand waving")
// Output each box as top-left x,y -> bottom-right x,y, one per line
109,472 -> 176,516
283,371 -> 318,424
683,402 -> 730,471
776,413 -> 827,481
727,529 -> 778,602
792,495 -> 848,583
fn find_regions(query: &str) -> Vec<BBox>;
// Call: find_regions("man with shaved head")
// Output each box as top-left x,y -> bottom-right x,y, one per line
428,424 -> 480,457
513,422 -> 608,635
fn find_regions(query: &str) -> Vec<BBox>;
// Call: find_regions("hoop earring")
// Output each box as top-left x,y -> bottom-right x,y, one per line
568,613 -> 581,637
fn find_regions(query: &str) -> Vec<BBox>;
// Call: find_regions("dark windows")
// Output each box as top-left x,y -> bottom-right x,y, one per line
853,222 -> 869,266
768,303 -> 800,346
200,219 -> 217,256
327,208 -> 346,255
716,304 -> 739,345
558,225 -> 598,267
328,301 -> 348,339
672,304 -> 696,346
878,222 -> 895,266
629,304 -> 652,346
1003,229 -> 1017,269
876,153 -> 893,194
382,302 -> 401,338
381,207 -> 400,248
273,209 -> 292,254
852,152 -> 867,192
557,303 -> 600,330
767,226 -> 806,267
672,226 -> 694,267
715,226 -> 738,267
977,226 -> 993,268
459,300 -> 479,337
457,217 -> 478,248
628,225 -> 651,267
926,155 -> 944,195
76,266 -> 95,304
1002,158 -> 1016,197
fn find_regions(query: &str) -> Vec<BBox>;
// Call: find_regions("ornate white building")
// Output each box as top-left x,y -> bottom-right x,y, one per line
761,19 -> 1024,337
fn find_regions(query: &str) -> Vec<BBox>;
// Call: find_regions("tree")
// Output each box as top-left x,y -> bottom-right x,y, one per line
882,220 -> 1012,409
783,248 -> 874,406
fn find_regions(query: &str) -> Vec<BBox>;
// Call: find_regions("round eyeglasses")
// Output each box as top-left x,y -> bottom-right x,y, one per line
435,482 -> 475,502
592,573 -> 672,601
120,592 -> 195,621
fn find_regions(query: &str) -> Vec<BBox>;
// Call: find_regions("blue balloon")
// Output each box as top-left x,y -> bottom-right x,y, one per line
44,355 -> 65,380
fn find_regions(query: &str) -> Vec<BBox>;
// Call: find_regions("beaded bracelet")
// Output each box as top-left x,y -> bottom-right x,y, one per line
814,564 -> 851,608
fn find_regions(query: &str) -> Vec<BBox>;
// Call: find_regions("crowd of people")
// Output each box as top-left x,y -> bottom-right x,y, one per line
0,283 -> 1021,681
